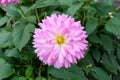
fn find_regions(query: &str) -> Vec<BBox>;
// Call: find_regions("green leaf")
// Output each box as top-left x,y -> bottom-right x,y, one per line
102,53 -> 118,74
85,19 -> 98,35
66,4 -> 82,16
83,6 -> 96,11
78,54 -> 94,69
79,0 -> 87,3
113,73 -> 120,80
2,5 -> 21,18
12,21 -> 35,51
0,58 -> 6,64
20,48 -> 35,60
117,46 -> 120,61
25,66 -> 33,78
84,6 -> 97,16
100,34 -> 113,53
35,77 -> 42,80
26,16 -> 36,23
58,0 -> 73,6
35,77 -> 46,80
0,29 -> 12,48
104,0 -> 113,6
105,14 -> 120,35
92,3 -> 115,17
92,48 -> 101,62
0,58 -> 14,80
5,48 -> 20,58
12,76 -> 26,80
49,65 -> 88,80
0,16 -> 9,27
31,0 -> 58,9
91,67 -> 111,80
88,31 -> 101,43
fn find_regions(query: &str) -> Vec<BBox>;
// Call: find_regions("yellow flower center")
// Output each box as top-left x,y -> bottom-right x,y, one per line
56,35 -> 65,45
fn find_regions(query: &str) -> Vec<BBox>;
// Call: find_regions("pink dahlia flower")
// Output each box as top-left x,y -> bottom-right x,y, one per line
33,14 -> 88,68
0,0 -> 19,6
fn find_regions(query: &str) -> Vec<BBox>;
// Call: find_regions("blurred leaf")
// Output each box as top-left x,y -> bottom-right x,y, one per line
0,58 -> 14,80
113,73 -> 120,80
31,0 -> 58,9
20,48 -> 35,60
2,5 -> 21,18
85,19 -> 98,35
92,48 -> 101,62
104,0 -> 113,6
0,14 -> 2,18
66,3 -> 82,16
91,67 -> 111,80
105,14 -> 120,35
26,16 -> 36,23
35,77 -> 46,80
0,29 -> 12,48
88,31 -> 101,43
12,21 -> 35,51
78,54 -> 94,69
35,77 -> 42,80
20,6 -> 29,15
58,0 -> 73,6
25,66 -> 33,78
0,16 -> 9,27
5,48 -> 20,58
92,3 -> 115,17
83,6 -> 96,16
83,6 -> 96,11
0,58 -> 5,64
12,76 -> 26,80
117,46 -> 120,61
100,34 -> 113,53
48,65 -> 88,80
102,53 -> 118,74
79,0 -> 87,3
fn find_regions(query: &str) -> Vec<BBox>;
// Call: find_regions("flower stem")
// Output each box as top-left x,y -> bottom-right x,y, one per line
35,8 -> 40,22
38,62 -> 43,77
47,66 -> 50,80
17,4 -> 26,18
82,10 -> 86,25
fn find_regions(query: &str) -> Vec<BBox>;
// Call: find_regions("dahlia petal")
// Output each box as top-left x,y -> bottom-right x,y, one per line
50,50 -> 58,59
76,52 -> 84,59
0,0 -> 19,6
51,14 -> 57,22
72,57 -> 77,63
1,0 -> 6,3
33,14 -> 88,68
66,54 -> 73,63
61,47 -> 67,57
64,60 -> 71,68
68,50 -> 76,56
35,48 -> 41,54
58,53 -> 64,65
37,49 -> 48,56
47,54 -> 55,66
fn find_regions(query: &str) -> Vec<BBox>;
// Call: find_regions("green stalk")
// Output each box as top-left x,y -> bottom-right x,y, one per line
35,8 -> 40,22
38,62 -> 43,77
17,4 -> 26,18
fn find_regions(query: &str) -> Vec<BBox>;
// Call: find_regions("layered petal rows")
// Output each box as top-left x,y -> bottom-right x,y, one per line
0,0 -> 19,6
33,14 -> 88,68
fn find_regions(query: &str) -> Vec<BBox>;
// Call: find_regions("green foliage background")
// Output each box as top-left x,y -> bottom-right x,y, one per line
0,0 -> 120,80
